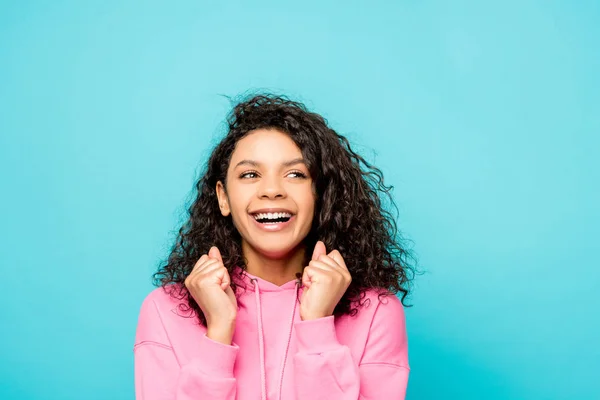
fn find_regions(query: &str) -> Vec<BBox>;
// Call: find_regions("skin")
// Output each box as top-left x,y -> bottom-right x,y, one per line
184,129 -> 352,345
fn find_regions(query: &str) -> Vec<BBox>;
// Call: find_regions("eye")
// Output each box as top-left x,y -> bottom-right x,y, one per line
288,170 -> 308,179
239,170 -> 259,179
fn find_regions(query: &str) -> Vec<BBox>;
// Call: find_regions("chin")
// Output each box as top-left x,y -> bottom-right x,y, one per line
257,246 -> 297,259
247,239 -> 304,259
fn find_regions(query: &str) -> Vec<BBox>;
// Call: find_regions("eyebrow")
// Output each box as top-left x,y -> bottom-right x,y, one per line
234,158 -> 306,169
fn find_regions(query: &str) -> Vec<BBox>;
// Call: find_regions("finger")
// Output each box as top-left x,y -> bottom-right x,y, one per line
310,259 -> 350,284
327,250 -> 351,282
220,268 -> 232,290
186,255 -> 209,287
192,254 -> 209,271
189,255 -> 210,277
303,262 -> 332,287
197,259 -> 222,276
209,246 -> 223,262
302,266 -> 313,288
317,254 -> 339,270
189,262 -> 227,288
188,258 -> 221,279
328,250 -> 348,271
309,259 -> 337,272
312,240 -> 327,261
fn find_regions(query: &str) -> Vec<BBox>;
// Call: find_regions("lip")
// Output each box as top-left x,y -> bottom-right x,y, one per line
249,211 -> 295,232
250,214 -> 295,232
249,208 -> 295,215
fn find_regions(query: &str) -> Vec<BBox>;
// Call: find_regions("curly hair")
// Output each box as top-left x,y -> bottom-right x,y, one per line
153,93 -> 417,325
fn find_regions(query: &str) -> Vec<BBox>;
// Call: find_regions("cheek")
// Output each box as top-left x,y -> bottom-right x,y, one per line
299,189 -> 316,222
223,193 -> 246,227
225,185 -> 249,210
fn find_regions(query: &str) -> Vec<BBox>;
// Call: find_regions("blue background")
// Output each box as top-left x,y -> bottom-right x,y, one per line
1,1 -> 598,399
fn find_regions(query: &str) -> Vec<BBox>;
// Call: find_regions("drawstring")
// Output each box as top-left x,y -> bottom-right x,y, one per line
251,278 -> 301,400
278,280 -> 300,400
251,278 -> 267,400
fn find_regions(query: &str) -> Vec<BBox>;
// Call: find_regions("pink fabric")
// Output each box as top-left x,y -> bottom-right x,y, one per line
134,269 -> 410,399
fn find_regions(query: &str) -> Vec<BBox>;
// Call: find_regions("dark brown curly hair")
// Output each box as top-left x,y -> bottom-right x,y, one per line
153,93 -> 417,325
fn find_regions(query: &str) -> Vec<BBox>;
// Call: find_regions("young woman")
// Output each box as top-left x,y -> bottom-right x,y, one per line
134,94 -> 416,399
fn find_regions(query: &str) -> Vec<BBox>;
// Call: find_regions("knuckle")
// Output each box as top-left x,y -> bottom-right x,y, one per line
209,261 -> 225,272
184,276 -> 194,288
193,257 -> 206,271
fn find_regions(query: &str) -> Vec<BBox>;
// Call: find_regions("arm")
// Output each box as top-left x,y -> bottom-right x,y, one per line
134,295 -> 239,400
293,294 -> 410,399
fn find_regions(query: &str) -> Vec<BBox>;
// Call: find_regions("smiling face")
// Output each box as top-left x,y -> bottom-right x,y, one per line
216,128 -> 316,259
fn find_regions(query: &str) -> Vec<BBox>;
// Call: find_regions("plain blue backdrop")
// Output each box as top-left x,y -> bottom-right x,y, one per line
1,1 -> 598,399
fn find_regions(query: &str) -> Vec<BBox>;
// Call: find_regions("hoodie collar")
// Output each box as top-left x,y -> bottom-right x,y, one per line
233,265 -> 302,292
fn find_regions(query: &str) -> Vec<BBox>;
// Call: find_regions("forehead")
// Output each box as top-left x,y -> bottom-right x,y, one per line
230,129 -> 302,164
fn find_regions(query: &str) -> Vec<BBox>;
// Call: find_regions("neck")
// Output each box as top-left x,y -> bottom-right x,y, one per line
242,241 -> 306,286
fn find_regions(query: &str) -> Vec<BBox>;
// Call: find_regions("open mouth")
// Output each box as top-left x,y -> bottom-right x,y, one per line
251,212 -> 293,224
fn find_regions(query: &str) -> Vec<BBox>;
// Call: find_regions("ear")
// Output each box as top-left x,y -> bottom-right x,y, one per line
216,181 -> 231,217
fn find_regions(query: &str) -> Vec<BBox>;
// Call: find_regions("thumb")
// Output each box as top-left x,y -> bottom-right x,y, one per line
311,240 -> 327,261
209,246 -> 223,262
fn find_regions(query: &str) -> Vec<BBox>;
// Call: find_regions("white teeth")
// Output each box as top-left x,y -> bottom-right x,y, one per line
253,212 -> 292,220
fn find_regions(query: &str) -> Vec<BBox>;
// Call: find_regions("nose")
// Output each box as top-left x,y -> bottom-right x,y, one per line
257,175 -> 286,199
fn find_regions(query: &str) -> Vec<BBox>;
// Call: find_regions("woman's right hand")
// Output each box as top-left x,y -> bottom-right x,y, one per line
185,246 -> 237,344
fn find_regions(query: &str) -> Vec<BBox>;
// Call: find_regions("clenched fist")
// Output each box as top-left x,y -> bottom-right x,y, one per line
300,241 -> 352,321
185,246 -> 237,344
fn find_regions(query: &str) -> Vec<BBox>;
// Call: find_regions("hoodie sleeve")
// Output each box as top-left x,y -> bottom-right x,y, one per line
293,294 -> 410,399
134,295 -> 239,400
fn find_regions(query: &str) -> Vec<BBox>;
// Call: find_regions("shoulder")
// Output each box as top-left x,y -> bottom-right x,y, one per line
144,285 -> 184,306
358,288 -> 406,320
336,289 -> 406,338
335,289 -> 408,365
138,285 -> 184,318
358,289 -> 408,343
135,285 -> 188,346
358,289 -> 409,366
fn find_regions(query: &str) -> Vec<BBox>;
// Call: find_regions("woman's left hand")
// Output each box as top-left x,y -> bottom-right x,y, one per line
299,241 -> 352,321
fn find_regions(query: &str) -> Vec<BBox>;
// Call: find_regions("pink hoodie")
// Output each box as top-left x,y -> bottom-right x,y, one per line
134,268 -> 410,399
